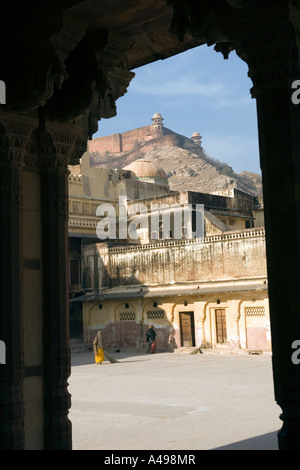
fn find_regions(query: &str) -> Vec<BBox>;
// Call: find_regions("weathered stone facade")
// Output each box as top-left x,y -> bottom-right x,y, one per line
69,145 -> 266,350
80,228 -> 269,353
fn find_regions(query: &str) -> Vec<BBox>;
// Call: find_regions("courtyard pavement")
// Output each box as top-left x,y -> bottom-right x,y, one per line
69,349 -> 281,451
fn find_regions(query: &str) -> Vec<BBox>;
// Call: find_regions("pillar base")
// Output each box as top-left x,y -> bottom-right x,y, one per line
278,414 -> 300,450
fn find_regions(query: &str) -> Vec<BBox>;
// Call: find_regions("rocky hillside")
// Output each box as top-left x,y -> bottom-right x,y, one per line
90,142 -> 263,197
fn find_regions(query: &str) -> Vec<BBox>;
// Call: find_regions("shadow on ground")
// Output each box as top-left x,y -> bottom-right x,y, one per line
213,431 -> 279,450
71,349 -> 171,366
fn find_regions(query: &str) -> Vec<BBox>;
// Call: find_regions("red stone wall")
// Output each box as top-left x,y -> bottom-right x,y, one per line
87,125 -> 179,156
88,133 -> 123,154
87,323 -> 171,351
120,126 -> 153,152
88,125 -> 152,155
246,327 -> 268,349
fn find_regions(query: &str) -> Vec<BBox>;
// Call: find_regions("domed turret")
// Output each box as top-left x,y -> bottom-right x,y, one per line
123,159 -> 168,187
191,131 -> 202,146
151,112 -> 164,137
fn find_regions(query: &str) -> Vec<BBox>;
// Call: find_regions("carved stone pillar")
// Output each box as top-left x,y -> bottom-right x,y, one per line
0,108 -> 88,449
233,16 -> 300,449
0,117 -> 27,449
198,310 -> 206,348
39,127 -> 71,449
231,310 -> 241,350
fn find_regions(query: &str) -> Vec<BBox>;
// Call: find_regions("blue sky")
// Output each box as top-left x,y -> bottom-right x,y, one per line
94,45 -> 261,175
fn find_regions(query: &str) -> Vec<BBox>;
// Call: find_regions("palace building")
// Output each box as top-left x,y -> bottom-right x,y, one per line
68,144 -> 268,354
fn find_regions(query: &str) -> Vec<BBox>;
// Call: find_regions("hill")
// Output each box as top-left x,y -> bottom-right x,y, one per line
90,132 -> 262,197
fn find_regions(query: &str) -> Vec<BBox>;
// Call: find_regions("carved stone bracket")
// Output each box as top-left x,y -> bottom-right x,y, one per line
3,13 -> 88,113
233,20 -> 300,96
167,0 -> 235,45
42,29 -> 135,139
91,30 -> 136,136
49,14 -> 88,90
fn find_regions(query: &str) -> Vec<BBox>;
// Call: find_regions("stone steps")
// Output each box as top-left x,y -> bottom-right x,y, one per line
174,347 -> 202,354
70,340 -> 92,353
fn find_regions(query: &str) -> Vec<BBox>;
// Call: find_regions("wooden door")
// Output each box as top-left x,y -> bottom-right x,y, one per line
215,309 -> 227,344
180,312 -> 195,347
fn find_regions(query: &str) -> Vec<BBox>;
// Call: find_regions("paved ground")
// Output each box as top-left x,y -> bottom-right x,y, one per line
69,349 -> 281,451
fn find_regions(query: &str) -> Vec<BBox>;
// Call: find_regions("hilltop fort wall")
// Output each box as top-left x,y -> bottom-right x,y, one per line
88,125 -> 181,155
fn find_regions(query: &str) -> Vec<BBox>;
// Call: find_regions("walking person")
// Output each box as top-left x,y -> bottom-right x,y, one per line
146,324 -> 157,354
93,329 -> 105,365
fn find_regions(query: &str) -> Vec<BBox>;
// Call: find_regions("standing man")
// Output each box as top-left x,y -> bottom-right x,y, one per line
146,325 -> 157,354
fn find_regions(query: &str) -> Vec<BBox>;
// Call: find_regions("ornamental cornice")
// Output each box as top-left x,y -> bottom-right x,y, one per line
97,228 -> 266,254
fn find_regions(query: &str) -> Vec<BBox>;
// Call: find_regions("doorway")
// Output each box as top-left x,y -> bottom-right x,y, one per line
215,309 -> 227,344
179,312 -> 195,347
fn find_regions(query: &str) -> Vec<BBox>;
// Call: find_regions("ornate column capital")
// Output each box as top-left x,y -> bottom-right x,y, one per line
0,115 -> 35,169
233,19 -> 300,97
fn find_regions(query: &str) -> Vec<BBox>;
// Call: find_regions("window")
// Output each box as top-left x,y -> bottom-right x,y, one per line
245,306 -> 265,316
70,259 -> 80,284
82,202 -> 89,214
147,311 -> 164,319
120,312 -> 136,321
91,204 -> 98,215
72,202 -> 80,213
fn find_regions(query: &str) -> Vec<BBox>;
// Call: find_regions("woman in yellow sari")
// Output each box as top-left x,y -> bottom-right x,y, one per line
93,330 -> 105,365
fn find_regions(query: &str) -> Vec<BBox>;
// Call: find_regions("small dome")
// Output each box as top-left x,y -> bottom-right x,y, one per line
151,112 -> 163,121
191,132 -> 202,145
123,159 -> 167,179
